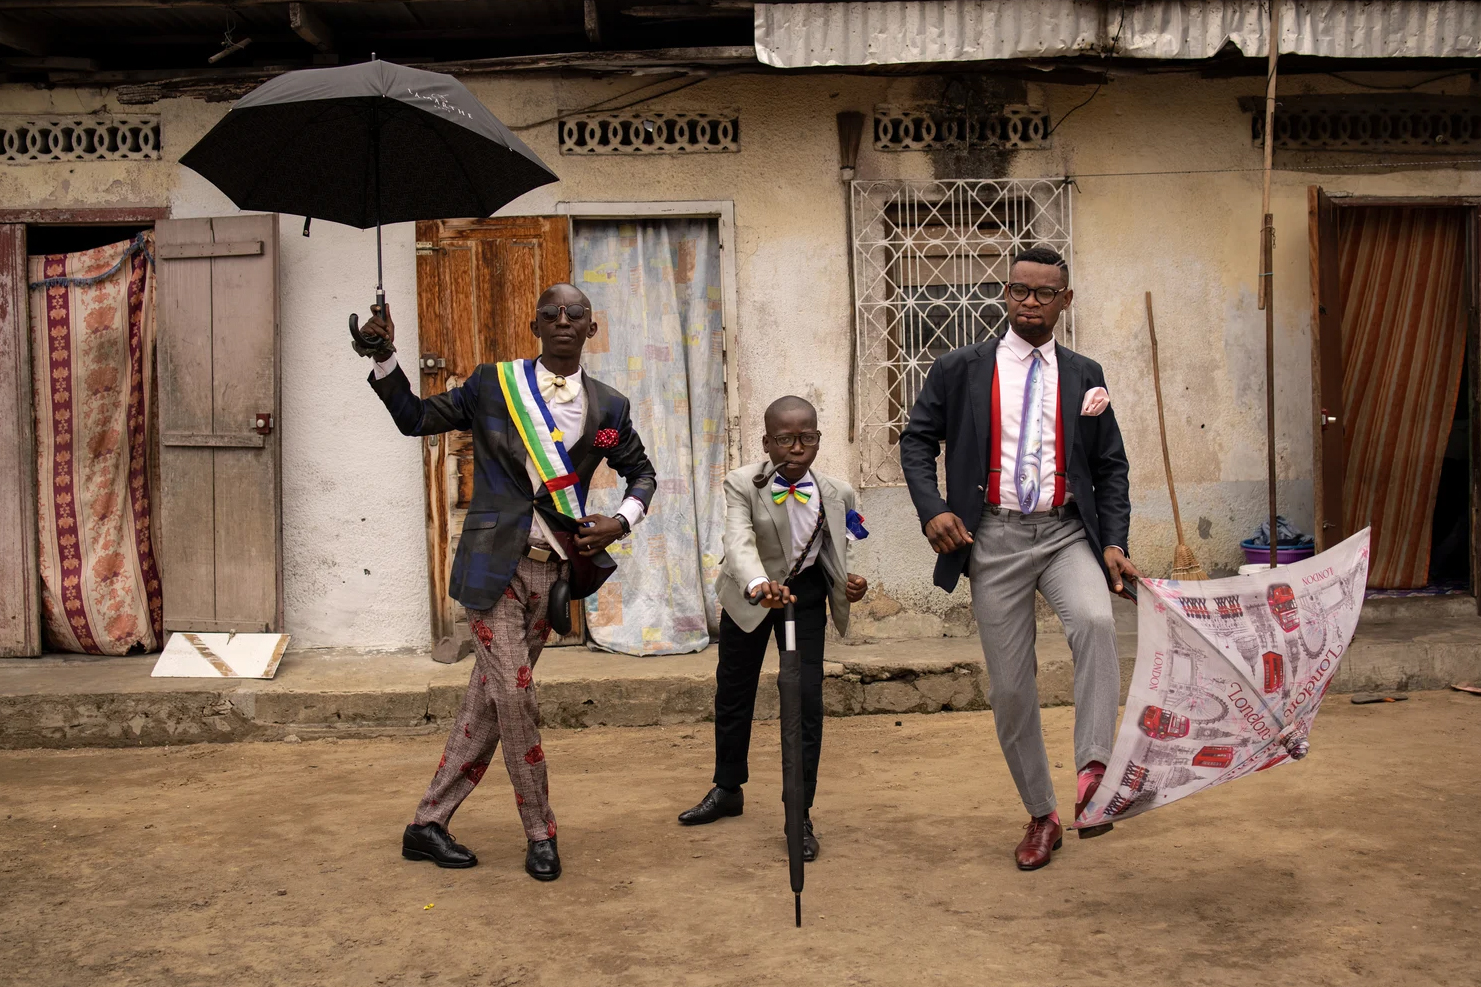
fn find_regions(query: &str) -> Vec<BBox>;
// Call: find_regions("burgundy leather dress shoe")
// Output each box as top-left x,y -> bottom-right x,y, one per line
1015,815 -> 1063,871
1075,774 -> 1114,839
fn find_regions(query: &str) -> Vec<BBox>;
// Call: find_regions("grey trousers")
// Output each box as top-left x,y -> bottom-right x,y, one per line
968,508 -> 1119,817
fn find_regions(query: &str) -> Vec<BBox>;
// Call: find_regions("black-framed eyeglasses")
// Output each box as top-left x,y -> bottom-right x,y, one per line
1005,283 -> 1069,305
536,303 -> 587,322
767,431 -> 821,448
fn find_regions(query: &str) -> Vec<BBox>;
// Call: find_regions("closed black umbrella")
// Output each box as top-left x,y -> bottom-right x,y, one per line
776,599 -> 807,928
180,57 -> 558,312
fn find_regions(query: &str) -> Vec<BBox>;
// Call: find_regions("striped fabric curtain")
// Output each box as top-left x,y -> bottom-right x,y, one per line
1338,208 -> 1468,588
30,233 -> 163,653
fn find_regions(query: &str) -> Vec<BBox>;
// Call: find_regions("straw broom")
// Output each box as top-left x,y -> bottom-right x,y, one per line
1145,291 -> 1209,580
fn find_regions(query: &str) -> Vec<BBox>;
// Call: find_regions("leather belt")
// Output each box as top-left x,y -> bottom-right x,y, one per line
984,502 -> 1080,520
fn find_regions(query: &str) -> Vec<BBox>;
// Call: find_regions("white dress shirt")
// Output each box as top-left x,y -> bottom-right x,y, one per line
745,469 -> 837,595
994,334 -> 1111,512
374,354 -> 645,557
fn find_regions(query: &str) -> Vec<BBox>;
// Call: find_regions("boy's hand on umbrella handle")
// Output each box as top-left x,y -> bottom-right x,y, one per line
750,580 -> 793,608
351,302 -> 396,359
1104,547 -> 1141,598
924,512 -> 973,554
845,573 -> 868,603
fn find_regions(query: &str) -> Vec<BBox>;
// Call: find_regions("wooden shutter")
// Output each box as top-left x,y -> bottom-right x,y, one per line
155,215 -> 281,633
415,217 -> 571,647
1308,187 -> 1346,553
0,223 -> 41,656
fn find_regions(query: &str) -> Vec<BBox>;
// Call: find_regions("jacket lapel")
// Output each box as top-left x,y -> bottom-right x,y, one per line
815,474 -> 846,579
1057,345 -> 1081,469
968,338 -> 997,463
563,371 -> 600,470
761,469 -> 793,559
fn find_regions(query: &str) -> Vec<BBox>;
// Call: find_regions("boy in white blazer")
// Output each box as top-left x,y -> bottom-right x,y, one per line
677,395 -> 867,861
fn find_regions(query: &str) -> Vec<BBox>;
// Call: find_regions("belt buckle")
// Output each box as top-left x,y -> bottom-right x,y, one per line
527,544 -> 553,563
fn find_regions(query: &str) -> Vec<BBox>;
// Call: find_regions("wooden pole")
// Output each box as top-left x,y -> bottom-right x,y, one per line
1145,292 -> 1185,546
1258,0 -> 1279,311
1262,0 -> 1280,569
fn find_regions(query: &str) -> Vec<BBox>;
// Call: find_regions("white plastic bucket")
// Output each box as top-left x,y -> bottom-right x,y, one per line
1238,562 -> 1283,576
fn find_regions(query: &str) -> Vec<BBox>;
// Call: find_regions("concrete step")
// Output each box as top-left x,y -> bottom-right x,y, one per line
1,608 -> 1476,750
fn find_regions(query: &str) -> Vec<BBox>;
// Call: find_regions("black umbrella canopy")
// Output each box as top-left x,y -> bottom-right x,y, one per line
180,59 -> 558,229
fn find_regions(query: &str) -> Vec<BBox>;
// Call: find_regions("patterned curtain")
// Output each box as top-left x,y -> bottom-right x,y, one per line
29,233 -> 162,654
1338,208 -> 1468,588
575,219 -> 726,655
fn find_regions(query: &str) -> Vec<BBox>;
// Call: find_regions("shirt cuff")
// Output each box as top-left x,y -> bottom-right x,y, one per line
616,498 -> 646,529
372,353 -> 399,380
745,576 -> 768,594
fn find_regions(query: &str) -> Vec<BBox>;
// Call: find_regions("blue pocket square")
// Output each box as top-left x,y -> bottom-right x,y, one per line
845,509 -> 869,539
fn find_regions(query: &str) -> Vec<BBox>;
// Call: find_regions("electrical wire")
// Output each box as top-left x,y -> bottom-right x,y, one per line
1325,69 -> 1477,91
1047,2 -> 1125,137
508,75 -> 713,131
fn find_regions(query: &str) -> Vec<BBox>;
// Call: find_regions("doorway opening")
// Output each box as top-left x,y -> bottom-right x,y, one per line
1310,191 -> 1477,598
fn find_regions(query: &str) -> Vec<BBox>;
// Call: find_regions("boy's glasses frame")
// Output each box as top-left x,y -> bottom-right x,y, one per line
767,431 -> 822,448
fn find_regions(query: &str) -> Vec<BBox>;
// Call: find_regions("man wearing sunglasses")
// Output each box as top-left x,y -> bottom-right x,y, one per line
900,245 -> 1138,872
354,282 -> 656,882
677,395 -> 868,862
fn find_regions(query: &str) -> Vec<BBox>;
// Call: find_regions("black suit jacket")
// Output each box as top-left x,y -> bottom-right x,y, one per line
370,363 -> 657,611
899,338 -> 1131,593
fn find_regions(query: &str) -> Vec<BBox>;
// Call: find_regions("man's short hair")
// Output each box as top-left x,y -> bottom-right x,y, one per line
1012,245 -> 1069,272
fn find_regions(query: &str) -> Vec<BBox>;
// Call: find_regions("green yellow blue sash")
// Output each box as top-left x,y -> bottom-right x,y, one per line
497,360 -> 585,519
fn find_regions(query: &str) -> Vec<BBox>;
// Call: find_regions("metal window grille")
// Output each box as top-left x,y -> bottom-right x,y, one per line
851,179 -> 1074,487
0,115 -> 161,163
874,104 -> 1051,151
559,110 -> 739,154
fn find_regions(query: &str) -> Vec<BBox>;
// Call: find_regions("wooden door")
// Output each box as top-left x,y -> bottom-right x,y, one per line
1308,187 -> 1346,552
0,223 -> 41,656
414,216 -> 574,651
155,215 -> 281,633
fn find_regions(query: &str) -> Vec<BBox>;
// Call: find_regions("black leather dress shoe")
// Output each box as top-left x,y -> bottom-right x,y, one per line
525,838 -> 561,881
402,823 -> 477,868
678,786 -> 744,825
802,817 -> 820,862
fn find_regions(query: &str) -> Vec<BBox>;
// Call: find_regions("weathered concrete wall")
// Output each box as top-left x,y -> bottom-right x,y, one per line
1,68 -> 1476,649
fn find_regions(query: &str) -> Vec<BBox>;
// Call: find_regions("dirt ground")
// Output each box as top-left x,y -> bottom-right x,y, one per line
1,693 -> 1478,987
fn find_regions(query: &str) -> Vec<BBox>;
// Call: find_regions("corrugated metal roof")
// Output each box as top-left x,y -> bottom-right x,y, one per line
754,1 -> 1481,66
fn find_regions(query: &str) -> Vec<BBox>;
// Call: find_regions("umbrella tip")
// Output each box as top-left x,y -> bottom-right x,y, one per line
371,51 -> 378,60
795,894 -> 801,928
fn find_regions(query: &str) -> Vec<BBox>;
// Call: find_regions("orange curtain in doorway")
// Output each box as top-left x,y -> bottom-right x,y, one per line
1338,208 -> 1468,588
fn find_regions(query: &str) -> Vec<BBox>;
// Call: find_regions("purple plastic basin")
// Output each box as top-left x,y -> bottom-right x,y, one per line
1241,542 -> 1315,566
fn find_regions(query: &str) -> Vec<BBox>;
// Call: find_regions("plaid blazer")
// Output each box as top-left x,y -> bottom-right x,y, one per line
370,362 -> 657,611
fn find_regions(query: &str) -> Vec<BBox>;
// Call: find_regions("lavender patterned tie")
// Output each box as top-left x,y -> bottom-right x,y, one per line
1015,349 -> 1045,513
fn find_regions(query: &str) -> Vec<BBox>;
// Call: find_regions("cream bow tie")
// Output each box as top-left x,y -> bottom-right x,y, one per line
538,370 -> 579,405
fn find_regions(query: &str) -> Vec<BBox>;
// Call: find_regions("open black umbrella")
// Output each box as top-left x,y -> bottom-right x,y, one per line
776,598 -> 807,928
180,57 -> 558,316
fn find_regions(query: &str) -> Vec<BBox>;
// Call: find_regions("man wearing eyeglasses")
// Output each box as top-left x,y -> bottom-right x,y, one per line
353,283 -> 656,882
677,396 -> 868,862
900,245 -> 1139,872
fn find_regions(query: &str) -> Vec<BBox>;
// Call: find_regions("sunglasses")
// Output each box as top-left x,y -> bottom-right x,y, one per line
767,431 -> 821,448
536,303 -> 588,322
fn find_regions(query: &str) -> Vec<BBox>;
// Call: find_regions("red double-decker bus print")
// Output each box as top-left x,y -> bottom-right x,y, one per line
1138,705 -> 1191,740
1262,652 -> 1285,693
1267,583 -> 1299,632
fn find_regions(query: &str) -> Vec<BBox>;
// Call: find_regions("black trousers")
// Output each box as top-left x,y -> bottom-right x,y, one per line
712,564 -> 828,808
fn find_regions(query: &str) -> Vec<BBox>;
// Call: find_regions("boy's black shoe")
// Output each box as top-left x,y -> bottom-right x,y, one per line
525,838 -> 561,881
678,786 -> 744,825
402,823 -> 478,868
802,817 -> 820,862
